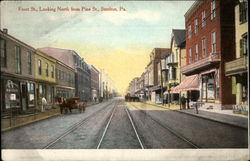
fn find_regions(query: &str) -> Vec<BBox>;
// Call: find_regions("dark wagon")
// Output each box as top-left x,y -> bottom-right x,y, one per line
56,97 -> 86,114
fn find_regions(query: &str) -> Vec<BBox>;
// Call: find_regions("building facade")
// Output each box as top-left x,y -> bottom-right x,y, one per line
0,29 -> 37,113
39,47 -> 91,102
164,29 -> 186,103
55,61 -> 75,99
90,65 -> 100,102
149,48 -> 171,103
225,0 -> 248,105
34,50 -> 57,109
182,0 -> 237,108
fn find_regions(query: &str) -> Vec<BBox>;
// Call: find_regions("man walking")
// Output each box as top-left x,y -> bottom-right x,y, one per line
181,95 -> 186,110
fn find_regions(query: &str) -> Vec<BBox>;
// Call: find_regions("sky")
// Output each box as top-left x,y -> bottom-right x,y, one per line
0,1 -> 194,94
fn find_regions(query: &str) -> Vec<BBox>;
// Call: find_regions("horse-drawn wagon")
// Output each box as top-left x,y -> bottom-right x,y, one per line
56,97 -> 86,114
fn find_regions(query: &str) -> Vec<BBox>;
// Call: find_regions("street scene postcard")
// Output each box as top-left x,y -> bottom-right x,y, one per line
0,0 -> 249,161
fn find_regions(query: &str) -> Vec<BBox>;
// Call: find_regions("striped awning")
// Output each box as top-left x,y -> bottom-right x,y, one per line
170,74 -> 199,93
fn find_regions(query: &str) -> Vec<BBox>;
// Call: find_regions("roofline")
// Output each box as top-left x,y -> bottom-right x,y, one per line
184,1 -> 203,22
0,30 -> 36,52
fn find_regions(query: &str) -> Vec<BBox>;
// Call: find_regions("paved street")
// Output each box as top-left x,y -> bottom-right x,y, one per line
2,98 -> 248,149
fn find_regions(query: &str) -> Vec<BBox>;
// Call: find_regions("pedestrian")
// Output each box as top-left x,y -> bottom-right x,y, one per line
181,95 -> 186,110
41,97 -> 47,112
187,94 -> 190,109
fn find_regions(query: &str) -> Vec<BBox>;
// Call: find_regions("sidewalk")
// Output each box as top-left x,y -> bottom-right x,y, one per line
1,108 -> 61,132
142,101 -> 248,129
1,101 -> 100,132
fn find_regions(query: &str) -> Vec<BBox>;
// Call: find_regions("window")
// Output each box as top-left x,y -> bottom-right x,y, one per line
194,19 -> 198,34
189,48 -> 192,63
51,65 -> 54,78
27,82 -> 35,106
202,10 -> 206,27
0,38 -> 6,67
172,68 -> 176,80
195,44 -> 199,61
59,70 -> 62,80
46,63 -> 49,77
15,46 -> 21,74
188,25 -> 192,39
211,32 -> 216,53
202,38 -> 207,57
38,59 -> 42,75
27,52 -> 32,75
240,34 -> 248,57
211,0 -> 216,20
239,1 -> 248,24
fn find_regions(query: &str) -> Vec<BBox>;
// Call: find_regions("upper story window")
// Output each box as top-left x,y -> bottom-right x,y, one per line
27,51 -> 32,75
194,19 -> 198,34
59,70 -> 62,80
172,68 -> 176,80
211,32 -> 216,53
15,46 -> 21,74
195,44 -> 199,61
202,38 -> 207,57
51,65 -> 54,78
0,38 -> 7,67
188,25 -> 192,39
202,10 -> 206,27
189,48 -> 192,63
45,63 -> 49,77
239,1 -> 248,24
211,0 -> 216,20
240,34 -> 248,57
38,59 -> 42,75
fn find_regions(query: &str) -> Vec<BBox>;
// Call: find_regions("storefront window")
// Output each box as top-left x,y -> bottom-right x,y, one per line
202,73 -> 216,101
0,38 -> 7,67
27,82 -> 35,106
5,80 -> 20,109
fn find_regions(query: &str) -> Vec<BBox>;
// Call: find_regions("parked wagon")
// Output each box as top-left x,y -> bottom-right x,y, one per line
56,97 -> 86,114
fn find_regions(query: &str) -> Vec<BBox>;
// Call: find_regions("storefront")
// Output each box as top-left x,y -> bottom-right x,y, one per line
200,70 -> 220,103
1,78 -> 36,113
36,83 -> 55,107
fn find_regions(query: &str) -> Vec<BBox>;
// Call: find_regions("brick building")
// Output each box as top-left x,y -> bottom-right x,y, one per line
182,0 -> 237,108
149,48 -> 171,103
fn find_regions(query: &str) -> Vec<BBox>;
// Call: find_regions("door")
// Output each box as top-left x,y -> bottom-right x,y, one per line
21,83 -> 28,111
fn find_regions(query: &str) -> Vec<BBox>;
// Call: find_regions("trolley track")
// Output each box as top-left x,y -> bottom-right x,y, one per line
96,102 -> 144,149
43,101 -> 115,149
128,103 -> 199,149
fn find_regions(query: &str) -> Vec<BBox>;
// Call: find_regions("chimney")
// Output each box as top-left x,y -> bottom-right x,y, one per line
3,28 -> 8,34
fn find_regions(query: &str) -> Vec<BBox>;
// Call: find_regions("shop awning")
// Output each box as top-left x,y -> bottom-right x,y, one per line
168,74 -> 199,94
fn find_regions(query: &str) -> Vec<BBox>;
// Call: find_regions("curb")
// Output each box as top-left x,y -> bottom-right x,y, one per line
1,103 -> 100,132
174,109 -> 248,129
141,102 -> 247,130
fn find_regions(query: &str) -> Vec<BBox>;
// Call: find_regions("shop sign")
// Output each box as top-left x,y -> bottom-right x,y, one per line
6,80 -> 19,93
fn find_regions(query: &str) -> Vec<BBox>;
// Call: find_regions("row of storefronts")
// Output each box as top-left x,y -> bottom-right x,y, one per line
0,29 -> 91,113
127,0 -> 248,109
